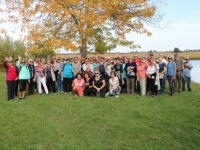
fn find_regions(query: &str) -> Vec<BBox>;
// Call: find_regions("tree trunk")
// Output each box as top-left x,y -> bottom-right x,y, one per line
80,38 -> 87,57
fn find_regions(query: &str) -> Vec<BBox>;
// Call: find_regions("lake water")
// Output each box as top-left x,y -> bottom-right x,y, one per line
190,60 -> 200,83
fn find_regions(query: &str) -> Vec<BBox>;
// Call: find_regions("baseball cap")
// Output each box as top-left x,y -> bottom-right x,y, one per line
174,53 -> 178,56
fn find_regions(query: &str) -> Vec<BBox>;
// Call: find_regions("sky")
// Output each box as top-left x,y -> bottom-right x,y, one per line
0,0 -> 200,53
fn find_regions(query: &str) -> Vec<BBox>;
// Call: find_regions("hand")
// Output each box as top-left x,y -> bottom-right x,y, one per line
33,78 -> 36,82
15,78 -> 18,81
137,78 -> 139,81
5,57 -> 8,61
18,55 -> 22,60
173,76 -> 176,79
28,79 -> 30,83
97,88 -> 100,92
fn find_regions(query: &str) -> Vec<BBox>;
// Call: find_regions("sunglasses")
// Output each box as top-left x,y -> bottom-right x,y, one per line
150,54 -> 153,56
168,58 -> 172,59
21,62 -> 25,64
185,59 -> 189,60
9,61 -> 13,63
57,59 -> 60,60
62,59 -> 65,60
29,61 -> 33,62
95,73 -> 99,74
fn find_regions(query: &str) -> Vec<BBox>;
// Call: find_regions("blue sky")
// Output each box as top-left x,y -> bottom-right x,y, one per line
0,0 -> 200,53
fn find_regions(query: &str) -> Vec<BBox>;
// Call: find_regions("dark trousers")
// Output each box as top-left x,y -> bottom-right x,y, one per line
149,73 -> 157,96
159,78 -> 165,94
63,78 -> 73,92
28,77 -> 34,95
46,78 -> 56,93
6,81 -> 16,100
105,76 -> 110,92
93,87 -> 106,98
19,79 -> 28,92
167,76 -> 175,94
146,77 -> 150,93
15,80 -> 19,97
123,78 -> 126,92
182,76 -> 191,91
134,75 -> 140,92
84,87 -> 96,96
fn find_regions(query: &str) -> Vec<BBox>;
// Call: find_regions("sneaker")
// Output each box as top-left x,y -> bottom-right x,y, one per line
58,91 -> 60,93
170,94 -> 174,96
61,91 -> 64,93
116,95 -> 119,98
74,94 -> 77,97
8,100 -> 12,102
105,92 -> 109,97
131,92 -> 134,95
65,92 -> 67,94
69,92 -> 72,94
96,93 -> 100,97
39,93 -> 42,95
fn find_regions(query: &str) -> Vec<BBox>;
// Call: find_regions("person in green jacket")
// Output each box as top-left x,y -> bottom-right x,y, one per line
17,56 -> 30,99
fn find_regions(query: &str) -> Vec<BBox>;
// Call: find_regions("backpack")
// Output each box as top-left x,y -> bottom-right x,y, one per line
98,62 -> 105,73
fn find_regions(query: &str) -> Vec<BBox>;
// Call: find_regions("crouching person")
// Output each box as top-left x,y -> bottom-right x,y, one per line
106,71 -> 121,98
72,73 -> 85,97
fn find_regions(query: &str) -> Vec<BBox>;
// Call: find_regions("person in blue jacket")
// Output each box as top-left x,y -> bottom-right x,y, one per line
62,59 -> 73,94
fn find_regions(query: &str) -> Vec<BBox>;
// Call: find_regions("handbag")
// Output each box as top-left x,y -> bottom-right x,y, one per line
127,70 -> 135,78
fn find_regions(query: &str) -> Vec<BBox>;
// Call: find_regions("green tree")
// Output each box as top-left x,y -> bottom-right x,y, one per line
174,47 -> 181,53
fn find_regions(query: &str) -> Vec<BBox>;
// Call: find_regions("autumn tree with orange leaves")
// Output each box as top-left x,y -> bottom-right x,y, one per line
0,0 -> 164,56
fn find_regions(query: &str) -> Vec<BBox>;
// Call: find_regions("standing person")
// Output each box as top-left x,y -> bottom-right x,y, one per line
80,55 -> 85,73
62,59 -> 73,94
84,72 -> 94,96
124,57 -> 137,95
82,58 -> 94,77
45,59 -> 57,94
158,57 -> 167,94
56,57 -> 63,93
14,59 -> 19,97
3,57 -> 18,101
146,58 -> 159,98
182,57 -> 193,92
122,57 -> 128,92
174,53 -> 184,92
17,56 -> 30,99
34,59 -> 49,95
106,60 -> 113,91
137,58 -> 148,96
106,71 -> 121,98
72,57 -> 81,78
72,73 -> 85,97
166,56 -> 176,96
97,57 -> 107,77
27,59 -> 35,98
111,57 -> 123,90
92,69 -> 106,98
133,54 -> 141,92
90,58 -> 97,72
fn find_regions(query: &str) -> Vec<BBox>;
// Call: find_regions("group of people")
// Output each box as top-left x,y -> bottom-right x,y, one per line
3,53 -> 193,101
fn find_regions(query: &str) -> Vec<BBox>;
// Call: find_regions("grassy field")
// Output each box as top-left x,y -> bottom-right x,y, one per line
0,72 -> 200,150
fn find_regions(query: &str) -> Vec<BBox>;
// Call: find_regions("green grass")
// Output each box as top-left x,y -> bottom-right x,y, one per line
0,72 -> 200,150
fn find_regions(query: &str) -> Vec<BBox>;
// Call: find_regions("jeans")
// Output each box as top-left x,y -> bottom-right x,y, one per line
109,86 -> 121,96
6,81 -> 16,100
167,76 -> 174,94
57,74 -> 63,92
182,76 -> 191,91
159,78 -> 165,94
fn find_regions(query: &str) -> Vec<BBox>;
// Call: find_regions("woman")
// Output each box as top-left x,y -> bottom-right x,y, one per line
3,57 -> 18,101
84,72 -> 94,96
17,56 -> 30,99
62,59 -> 73,94
146,58 -> 159,98
72,57 -> 81,78
124,57 -> 137,94
166,56 -> 176,96
34,58 -> 49,95
72,73 -> 85,97
27,59 -> 35,98
56,57 -> 63,93
45,59 -> 57,94
137,58 -> 148,96
92,69 -> 106,98
158,57 -> 167,94
106,71 -> 121,98
122,57 -> 128,92
82,58 -> 94,77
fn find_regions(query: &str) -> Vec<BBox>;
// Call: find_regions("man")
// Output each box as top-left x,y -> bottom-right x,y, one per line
174,53 -> 184,92
182,57 -> 193,92
133,54 -> 141,92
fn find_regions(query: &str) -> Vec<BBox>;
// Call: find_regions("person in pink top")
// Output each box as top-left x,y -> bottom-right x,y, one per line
137,58 -> 149,96
72,73 -> 85,97
3,57 -> 18,101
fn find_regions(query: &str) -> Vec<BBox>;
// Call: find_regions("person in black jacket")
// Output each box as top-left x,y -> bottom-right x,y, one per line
27,59 -> 35,98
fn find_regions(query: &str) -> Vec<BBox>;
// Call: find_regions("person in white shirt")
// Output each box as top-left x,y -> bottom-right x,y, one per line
146,58 -> 159,98
106,71 -> 121,98
82,58 -> 94,76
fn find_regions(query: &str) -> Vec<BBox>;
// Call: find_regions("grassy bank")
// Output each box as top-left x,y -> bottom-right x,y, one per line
59,52 -> 200,60
0,72 -> 200,149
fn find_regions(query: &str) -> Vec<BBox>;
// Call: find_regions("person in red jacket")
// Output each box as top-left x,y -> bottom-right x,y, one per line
3,57 -> 18,101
